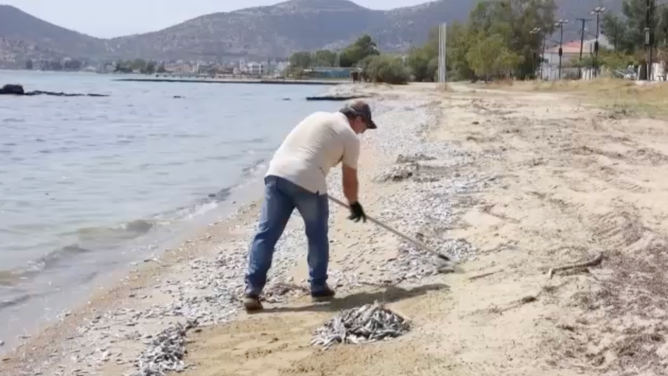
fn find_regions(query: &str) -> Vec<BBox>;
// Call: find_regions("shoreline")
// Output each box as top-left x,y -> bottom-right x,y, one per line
0,151 -> 268,355
0,83 -> 479,376
0,78 -> 336,360
6,81 -> 666,375
0,195 -> 268,374
113,78 -> 347,85
0,83 -> 419,375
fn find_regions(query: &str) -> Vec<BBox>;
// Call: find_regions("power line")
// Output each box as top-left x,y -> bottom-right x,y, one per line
575,18 -> 592,78
529,27 -> 543,79
591,7 -> 605,78
644,0 -> 658,80
555,19 -> 569,79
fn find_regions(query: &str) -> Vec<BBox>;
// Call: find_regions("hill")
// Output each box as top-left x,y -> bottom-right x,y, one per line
0,4 -> 110,67
0,0 -> 625,65
105,0 -> 488,60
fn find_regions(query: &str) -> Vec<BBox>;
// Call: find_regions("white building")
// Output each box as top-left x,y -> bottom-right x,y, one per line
275,61 -> 290,75
540,35 -> 613,80
247,62 -> 265,75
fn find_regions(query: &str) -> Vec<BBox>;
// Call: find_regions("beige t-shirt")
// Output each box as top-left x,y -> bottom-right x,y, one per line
266,111 -> 360,195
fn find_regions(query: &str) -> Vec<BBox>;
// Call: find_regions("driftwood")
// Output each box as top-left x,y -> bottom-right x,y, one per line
547,253 -> 604,279
468,271 -> 500,281
306,95 -> 367,101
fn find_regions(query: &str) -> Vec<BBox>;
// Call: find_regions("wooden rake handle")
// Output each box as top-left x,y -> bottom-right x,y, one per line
327,195 -> 451,262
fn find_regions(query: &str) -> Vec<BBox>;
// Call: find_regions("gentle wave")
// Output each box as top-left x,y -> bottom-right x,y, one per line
0,244 -> 91,287
242,158 -> 268,176
2,118 -> 24,123
0,181 -> 242,293
76,219 -> 155,244
0,293 -> 36,310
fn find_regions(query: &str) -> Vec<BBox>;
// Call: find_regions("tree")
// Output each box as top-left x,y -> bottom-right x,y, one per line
466,0 -> 555,79
416,22 -> 475,81
358,55 -> 409,84
603,14 -> 633,53
444,22 -> 476,80
428,57 -> 440,81
571,48 -> 634,71
289,51 -> 313,69
114,60 -> 133,73
25,59 -> 33,70
602,0 -> 647,54
314,50 -> 337,67
131,59 -> 147,72
142,61 -> 157,74
339,34 -> 380,67
63,59 -> 83,71
602,0 -> 668,55
411,0 -> 554,81
466,33 -> 520,80
156,63 -> 167,73
407,47 -> 437,82
45,60 -> 63,71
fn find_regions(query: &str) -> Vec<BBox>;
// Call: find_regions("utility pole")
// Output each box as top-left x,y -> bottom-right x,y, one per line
576,18 -> 591,79
543,32 -> 547,80
614,23 -> 618,51
555,19 -> 568,80
591,7 -> 605,78
645,0 -> 655,81
530,27 -> 542,79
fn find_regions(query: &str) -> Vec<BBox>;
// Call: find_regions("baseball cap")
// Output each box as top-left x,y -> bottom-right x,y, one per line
341,99 -> 377,129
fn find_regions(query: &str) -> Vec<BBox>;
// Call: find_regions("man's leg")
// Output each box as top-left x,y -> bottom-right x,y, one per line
244,176 -> 294,309
289,183 -> 332,299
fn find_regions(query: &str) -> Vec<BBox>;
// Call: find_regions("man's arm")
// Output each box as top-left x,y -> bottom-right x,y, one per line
341,136 -> 366,223
341,135 -> 360,204
342,164 -> 359,204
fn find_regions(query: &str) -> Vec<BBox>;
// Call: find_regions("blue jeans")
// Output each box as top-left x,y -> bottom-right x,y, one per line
245,175 -> 330,295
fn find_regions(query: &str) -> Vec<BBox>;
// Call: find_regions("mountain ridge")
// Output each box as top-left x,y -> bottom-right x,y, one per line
0,0 -> 624,67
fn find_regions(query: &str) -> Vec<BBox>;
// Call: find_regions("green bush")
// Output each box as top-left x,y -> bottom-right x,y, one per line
407,47 -> 439,82
358,55 -> 409,85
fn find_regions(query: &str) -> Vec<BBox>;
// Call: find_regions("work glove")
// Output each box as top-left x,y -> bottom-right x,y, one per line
348,202 -> 367,223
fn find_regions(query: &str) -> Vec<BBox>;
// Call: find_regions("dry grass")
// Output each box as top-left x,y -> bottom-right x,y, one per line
485,78 -> 668,119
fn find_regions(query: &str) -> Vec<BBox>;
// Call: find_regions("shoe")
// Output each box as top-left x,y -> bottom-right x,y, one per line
311,286 -> 336,303
243,293 -> 263,312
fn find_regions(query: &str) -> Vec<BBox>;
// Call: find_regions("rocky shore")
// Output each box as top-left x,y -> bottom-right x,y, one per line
0,83 -> 484,376
0,84 -> 109,97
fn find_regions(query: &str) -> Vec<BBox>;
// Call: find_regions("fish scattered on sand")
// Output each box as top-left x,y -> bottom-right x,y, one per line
133,319 -> 198,376
311,301 -> 410,351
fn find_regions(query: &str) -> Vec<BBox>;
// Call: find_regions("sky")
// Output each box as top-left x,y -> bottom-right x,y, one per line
0,0 -> 430,38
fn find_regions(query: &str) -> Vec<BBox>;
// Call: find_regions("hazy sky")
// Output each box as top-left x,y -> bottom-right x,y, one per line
0,0 -> 429,38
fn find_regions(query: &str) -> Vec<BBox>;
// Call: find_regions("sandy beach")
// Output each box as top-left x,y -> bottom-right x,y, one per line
4,81 -> 668,376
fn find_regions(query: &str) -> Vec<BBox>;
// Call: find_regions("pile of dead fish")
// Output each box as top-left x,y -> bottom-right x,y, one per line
133,319 -> 198,376
311,302 -> 410,350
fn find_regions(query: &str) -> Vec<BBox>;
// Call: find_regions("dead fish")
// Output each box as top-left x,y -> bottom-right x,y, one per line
131,319 -> 198,376
311,301 -> 410,350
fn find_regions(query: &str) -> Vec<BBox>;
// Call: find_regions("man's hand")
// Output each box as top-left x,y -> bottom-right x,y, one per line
348,202 -> 367,223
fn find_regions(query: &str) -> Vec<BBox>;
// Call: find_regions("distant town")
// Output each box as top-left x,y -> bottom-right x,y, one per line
24,57 -> 297,78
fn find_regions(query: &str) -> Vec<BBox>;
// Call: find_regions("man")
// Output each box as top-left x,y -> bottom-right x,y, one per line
243,99 -> 377,311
